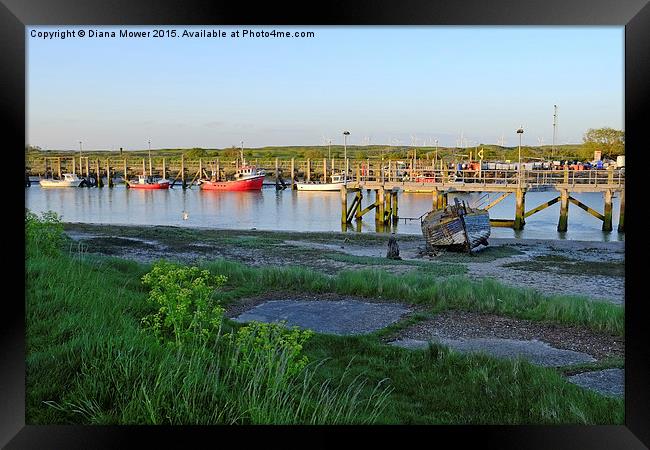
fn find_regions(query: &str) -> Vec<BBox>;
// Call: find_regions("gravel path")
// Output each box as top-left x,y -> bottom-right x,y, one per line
567,369 -> 624,397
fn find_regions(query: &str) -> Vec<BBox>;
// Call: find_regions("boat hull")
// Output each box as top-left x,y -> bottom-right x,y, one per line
296,182 -> 345,191
127,181 -> 170,190
199,176 -> 264,191
39,180 -> 83,188
421,208 -> 490,251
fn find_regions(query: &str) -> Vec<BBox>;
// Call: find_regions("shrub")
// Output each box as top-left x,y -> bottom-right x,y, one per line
25,209 -> 65,258
231,321 -> 314,382
141,261 -> 227,347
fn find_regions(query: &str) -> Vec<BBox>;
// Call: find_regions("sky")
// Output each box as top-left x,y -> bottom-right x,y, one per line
27,26 -> 624,150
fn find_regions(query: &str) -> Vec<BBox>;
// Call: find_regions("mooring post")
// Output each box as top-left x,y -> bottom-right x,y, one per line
385,190 -> 392,222
198,159 -> 203,180
106,160 -> 113,188
558,188 -> 569,232
392,191 -> 399,223
216,158 -> 220,181
618,189 -> 625,232
514,188 -> 526,230
340,185 -> 348,224
602,189 -> 613,231
432,188 -> 439,210
142,158 -> 146,176
85,158 -> 90,178
181,155 -> 186,189
306,159 -> 311,182
290,158 -> 295,189
162,158 -> 166,180
57,157 -> 62,179
96,159 -> 103,187
72,157 -> 76,176
356,164 -> 360,183
323,158 -> 327,182
123,159 -> 128,183
564,165 -> 569,184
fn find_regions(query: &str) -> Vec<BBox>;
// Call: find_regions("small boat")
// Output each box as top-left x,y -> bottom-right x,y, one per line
198,150 -> 265,191
296,173 -> 346,191
39,173 -> 84,188
420,198 -> 490,252
127,175 -> 170,190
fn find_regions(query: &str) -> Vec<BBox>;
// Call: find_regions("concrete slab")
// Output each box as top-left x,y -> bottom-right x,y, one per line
233,300 -> 410,335
568,369 -> 624,398
389,337 -> 596,367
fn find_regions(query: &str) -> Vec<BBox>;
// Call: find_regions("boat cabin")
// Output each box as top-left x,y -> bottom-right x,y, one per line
63,173 -> 80,181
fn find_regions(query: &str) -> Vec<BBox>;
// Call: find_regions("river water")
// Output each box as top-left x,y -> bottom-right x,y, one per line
25,184 -> 623,242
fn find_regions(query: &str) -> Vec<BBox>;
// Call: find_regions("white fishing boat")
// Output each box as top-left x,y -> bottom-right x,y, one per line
296,173 -> 346,191
39,173 -> 84,188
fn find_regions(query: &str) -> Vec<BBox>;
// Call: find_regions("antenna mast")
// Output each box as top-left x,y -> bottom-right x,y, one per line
552,105 -> 557,159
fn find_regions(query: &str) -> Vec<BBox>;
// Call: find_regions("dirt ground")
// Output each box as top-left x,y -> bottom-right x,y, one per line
63,223 -> 625,304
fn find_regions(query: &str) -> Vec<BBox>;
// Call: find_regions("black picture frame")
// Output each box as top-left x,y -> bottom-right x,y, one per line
4,0 -> 648,447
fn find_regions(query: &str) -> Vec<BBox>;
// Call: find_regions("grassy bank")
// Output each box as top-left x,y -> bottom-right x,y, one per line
26,213 -> 624,424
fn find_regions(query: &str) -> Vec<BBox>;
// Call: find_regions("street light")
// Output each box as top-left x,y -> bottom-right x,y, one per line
517,127 -> 524,184
343,131 -> 350,175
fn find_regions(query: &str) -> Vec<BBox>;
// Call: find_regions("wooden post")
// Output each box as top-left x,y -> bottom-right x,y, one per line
96,159 -> 103,187
432,188 -> 439,210
72,157 -> 76,175
323,158 -> 327,182
142,158 -> 146,176
123,159 -> 128,182
181,154 -> 186,189
356,164 -> 360,183
85,158 -> 90,178
564,165 -> 569,184
558,189 -> 569,232
385,190 -> 392,222
275,158 -> 280,187
441,191 -> 448,208
199,159 -> 203,181
602,189 -> 613,231
57,157 -> 62,179
162,158 -> 166,180
290,158 -> 295,189
514,188 -> 526,230
392,191 -> 399,222
355,191 -> 363,221
106,159 -> 113,188
377,187 -> 385,224
216,159 -> 220,181
388,160 -> 392,182
618,189 -> 625,232
340,185 -> 348,224
306,159 -> 311,182
149,155 -> 153,177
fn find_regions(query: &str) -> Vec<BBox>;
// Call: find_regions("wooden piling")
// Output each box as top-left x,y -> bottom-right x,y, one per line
323,158 -> 327,182
618,189 -> 625,232
355,191 -> 363,221
602,189 -> 613,231
216,159 -> 220,181
72,157 -> 76,176
149,155 -> 153,177
107,160 -> 113,188
142,158 -> 146,176
514,188 -> 526,230
558,189 -> 569,232
392,191 -> 399,222
376,187 -> 385,224
162,158 -> 166,180
290,158 -> 295,189
85,158 -> 89,178
306,159 -> 311,182
96,159 -> 103,187
57,157 -> 62,179
340,185 -> 348,224
123,159 -> 128,182
275,158 -> 280,186
181,155 -> 186,189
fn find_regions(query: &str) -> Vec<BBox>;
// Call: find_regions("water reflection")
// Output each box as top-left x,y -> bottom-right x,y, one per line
25,185 -> 623,242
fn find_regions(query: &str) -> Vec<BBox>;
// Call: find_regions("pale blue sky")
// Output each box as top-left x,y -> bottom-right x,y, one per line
27,26 -> 623,150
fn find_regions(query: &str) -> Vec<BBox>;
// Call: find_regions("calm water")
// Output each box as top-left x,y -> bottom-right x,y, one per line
25,184 -> 624,242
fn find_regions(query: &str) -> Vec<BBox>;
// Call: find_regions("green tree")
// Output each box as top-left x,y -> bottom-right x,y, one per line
184,148 -> 207,159
582,127 -> 624,159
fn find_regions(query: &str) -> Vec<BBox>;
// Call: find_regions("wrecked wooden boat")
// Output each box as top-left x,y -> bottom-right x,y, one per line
420,198 -> 490,252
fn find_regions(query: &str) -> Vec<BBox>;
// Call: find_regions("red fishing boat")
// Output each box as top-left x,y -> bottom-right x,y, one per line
127,175 -> 170,190
198,150 -> 265,191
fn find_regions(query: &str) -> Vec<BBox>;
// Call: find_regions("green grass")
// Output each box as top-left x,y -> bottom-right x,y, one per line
27,250 -> 623,425
324,252 -> 468,275
200,259 -> 623,336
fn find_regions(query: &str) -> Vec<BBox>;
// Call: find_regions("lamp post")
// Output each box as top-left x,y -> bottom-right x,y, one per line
343,131 -> 350,175
148,139 -> 152,177
328,139 -> 332,160
517,127 -> 524,184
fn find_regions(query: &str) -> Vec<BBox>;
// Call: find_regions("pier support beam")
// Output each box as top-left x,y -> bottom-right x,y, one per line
340,185 -> 348,225
602,189 -> 613,231
355,191 -> 363,221
107,160 -> 113,188
514,188 -> 526,230
392,191 -> 399,223
96,159 -> 103,188
376,188 -> 385,224
618,189 -> 625,232
123,159 -> 128,183
181,155 -> 186,189
162,158 -> 166,180
290,158 -> 295,190
558,189 -> 569,232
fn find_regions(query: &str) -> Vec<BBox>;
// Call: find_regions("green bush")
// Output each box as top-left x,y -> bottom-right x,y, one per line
25,209 -> 65,258
141,261 -> 227,347
231,321 -> 314,382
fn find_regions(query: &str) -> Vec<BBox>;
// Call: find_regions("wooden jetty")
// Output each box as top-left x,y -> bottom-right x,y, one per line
26,155 -> 625,232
